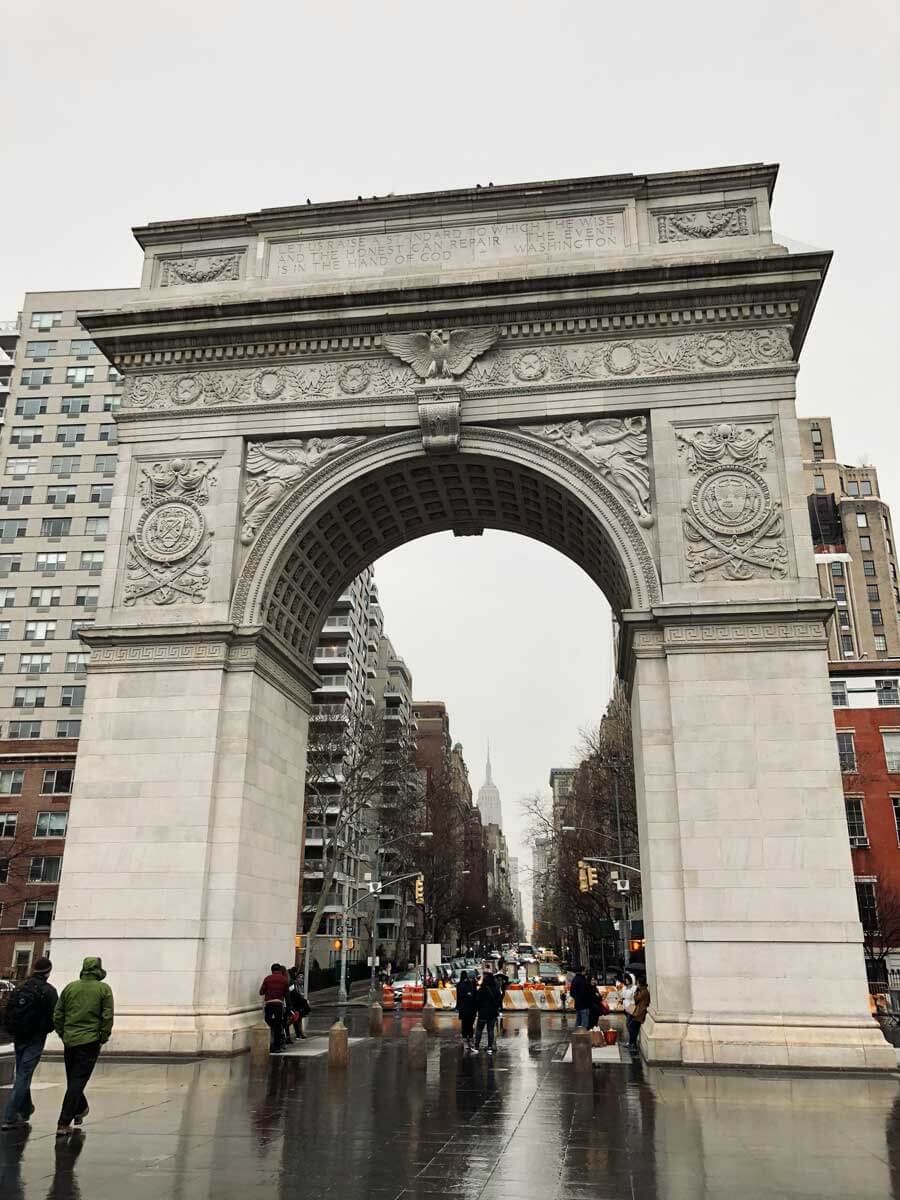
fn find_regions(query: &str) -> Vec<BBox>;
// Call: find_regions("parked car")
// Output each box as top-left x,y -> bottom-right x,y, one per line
538,962 -> 568,985
0,978 -> 15,1030
391,972 -> 422,1004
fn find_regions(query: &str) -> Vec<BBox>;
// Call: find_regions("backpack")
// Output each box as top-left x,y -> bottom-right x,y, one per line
5,978 -> 45,1039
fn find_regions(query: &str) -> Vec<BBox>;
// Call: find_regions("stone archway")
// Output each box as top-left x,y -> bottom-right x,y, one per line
46,165 -> 894,1068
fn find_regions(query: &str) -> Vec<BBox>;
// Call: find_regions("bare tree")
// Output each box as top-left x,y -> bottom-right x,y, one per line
861,883 -> 900,985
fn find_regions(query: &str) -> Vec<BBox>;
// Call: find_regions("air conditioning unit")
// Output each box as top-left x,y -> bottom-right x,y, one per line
18,917 -> 35,928
850,836 -> 870,848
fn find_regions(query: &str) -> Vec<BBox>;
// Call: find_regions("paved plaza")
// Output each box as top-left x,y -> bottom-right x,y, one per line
2,1010 -> 899,1199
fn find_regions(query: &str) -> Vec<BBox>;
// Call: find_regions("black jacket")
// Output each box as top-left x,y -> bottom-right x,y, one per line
456,977 -> 477,1018
7,975 -> 58,1040
569,972 -> 592,1010
476,975 -> 502,1019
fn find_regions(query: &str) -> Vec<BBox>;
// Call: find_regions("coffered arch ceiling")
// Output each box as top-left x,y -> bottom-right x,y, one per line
231,429 -> 660,663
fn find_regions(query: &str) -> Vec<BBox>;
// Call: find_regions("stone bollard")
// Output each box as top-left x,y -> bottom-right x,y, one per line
250,1024 -> 270,1066
571,1028 -> 592,1074
527,1008 -> 542,1040
328,1019 -> 349,1069
408,1023 -> 428,1070
369,1001 -> 384,1037
422,1006 -> 437,1033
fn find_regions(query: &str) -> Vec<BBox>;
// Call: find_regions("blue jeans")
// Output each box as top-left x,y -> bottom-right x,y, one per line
575,1008 -> 591,1029
3,1036 -> 46,1123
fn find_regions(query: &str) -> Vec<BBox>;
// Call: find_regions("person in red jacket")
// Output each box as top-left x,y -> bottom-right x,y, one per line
259,963 -> 290,1053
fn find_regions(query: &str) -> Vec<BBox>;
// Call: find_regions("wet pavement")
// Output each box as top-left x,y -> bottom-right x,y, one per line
2,1008 -> 900,1199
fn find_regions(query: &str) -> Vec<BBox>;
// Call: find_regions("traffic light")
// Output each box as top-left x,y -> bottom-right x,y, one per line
415,875 -> 424,905
332,938 -> 343,951
578,860 -> 589,892
586,865 -> 599,889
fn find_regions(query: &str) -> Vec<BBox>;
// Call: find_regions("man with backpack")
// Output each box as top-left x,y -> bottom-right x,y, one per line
1,956 -> 58,1131
53,956 -> 114,1135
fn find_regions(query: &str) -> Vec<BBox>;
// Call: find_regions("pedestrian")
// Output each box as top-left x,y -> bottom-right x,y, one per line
456,969 -> 477,1050
287,967 -> 310,1040
259,962 -> 290,1053
472,968 -> 502,1055
1,956 -> 57,1131
627,976 -> 651,1054
569,966 -> 592,1029
587,974 -> 603,1029
53,956 -> 114,1136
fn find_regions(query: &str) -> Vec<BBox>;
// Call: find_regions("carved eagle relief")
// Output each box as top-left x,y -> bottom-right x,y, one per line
383,327 -> 500,380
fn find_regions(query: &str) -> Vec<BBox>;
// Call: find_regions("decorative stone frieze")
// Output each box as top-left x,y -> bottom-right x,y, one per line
654,203 -> 753,243
664,620 -> 826,649
240,436 -> 366,544
124,457 -> 218,606
122,326 -> 793,413
158,253 -> 243,286
519,416 -> 653,527
675,421 -> 787,582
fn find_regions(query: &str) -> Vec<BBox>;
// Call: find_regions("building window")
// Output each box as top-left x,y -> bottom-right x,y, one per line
876,679 -> 899,705
13,687 -> 45,710
810,427 -> 823,445
838,608 -> 851,629
35,812 -> 68,839
876,635 -> 888,653
80,551 -> 104,574
50,456 -> 80,476
831,680 -> 848,707
19,653 -> 51,674
56,424 -> 86,444
15,397 -> 47,418
28,855 -> 62,884
841,634 -> 855,655
94,454 -> 116,476
30,312 -> 62,331
21,369 -> 52,387
867,584 -> 880,602
29,588 -> 61,608
871,609 -> 885,627
46,487 -> 77,508
69,620 -> 93,639
103,395 -> 122,413
60,396 -> 89,417
893,797 -> 900,845
60,685 -> 85,708
85,516 -> 108,536
837,731 -> 857,772
845,796 -> 867,843
0,769 -> 24,796
833,584 -> 847,602
830,562 -> 845,578
69,339 -> 97,358
813,449 -> 824,461
36,552 -> 66,574
56,719 -> 81,738
65,652 -> 89,674
41,769 -> 72,795
860,536 -> 872,551
25,340 -> 58,359
0,622 -> 10,639
40,518 -> 71,540
0,589 -> 15,609
0,520 -> 27,540
856,511 -> 869,527
0,813 -> 18,838
24,621 -> 56,642
883,731 -> 900,773
98,425 -> 119,445
11,427 -> 42,446
814,474 -> 826,492
861,480 -> 873,496
847,480 -> 860,496
9,720 -> 41,739
74,587 -> 98,610
65,366 -> 94,386
21,900 -> 55,930
855,880 -> 878,932
8,459 -> 37,477
90,484 -> 112,506
0,555 -> 22,575
107,366 -> 123,385
0,488 -> 33,509
863,561 -> 876,576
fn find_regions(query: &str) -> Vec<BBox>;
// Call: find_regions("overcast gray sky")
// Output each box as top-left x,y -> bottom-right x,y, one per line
2,0 -> 898,925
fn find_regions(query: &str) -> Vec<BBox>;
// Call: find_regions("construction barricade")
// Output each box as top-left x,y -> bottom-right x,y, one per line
401,985 -> 425,1012
382,984 -> 395,1010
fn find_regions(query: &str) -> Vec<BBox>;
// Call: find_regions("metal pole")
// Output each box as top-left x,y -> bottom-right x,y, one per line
338,872 -> 350,1003
369,853 -> 381,1000
613,772 -> 630,971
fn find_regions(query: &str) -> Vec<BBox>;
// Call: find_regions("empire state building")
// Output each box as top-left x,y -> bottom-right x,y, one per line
477,743 -> 503,829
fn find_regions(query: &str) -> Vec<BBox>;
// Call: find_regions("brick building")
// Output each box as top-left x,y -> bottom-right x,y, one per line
0,738 -> 75,977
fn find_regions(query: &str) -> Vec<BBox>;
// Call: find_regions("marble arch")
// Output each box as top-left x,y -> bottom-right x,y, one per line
48,165 -> 894,1069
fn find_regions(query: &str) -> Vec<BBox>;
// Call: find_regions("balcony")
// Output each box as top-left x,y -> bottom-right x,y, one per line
314,647 -> 352,668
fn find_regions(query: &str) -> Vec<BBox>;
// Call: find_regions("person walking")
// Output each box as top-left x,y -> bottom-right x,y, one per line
456,969 -> 477,1050
287,967 -> 310,1040
259,963 -> 290,1053
53,957 -> 114,1136
472,969 -> 502,1055
627,977 -> 651,1054
569,967 -> 592,1030
1,956 -> 57,1131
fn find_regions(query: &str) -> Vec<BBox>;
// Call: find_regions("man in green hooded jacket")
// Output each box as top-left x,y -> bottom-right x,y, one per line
53,957 -> 114,1135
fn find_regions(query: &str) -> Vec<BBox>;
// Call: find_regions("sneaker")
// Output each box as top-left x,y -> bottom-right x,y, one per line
73,1103 -> 89,1127
56,1125 -> 72,1137
487,1048 -> 494,1056
2,1120 -> 24,1131
471,1047 -> 480,1055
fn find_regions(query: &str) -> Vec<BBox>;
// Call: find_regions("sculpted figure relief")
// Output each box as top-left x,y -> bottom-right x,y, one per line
240,437 -> 366,544
383,327 -> 501,380
522,416 -> 654,528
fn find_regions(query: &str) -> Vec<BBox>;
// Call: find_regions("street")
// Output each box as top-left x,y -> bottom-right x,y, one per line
2,1009 -> 899,1199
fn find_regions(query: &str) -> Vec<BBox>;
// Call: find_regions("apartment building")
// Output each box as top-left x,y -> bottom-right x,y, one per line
0,320 -> 16,420
800,417 -> 900,660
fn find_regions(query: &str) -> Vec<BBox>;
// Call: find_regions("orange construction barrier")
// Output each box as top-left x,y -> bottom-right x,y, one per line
402,985 -> 425,1011
382,984 -> 395,1009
